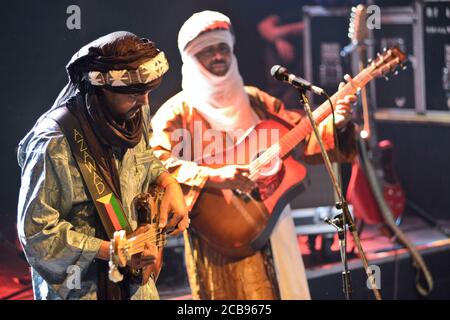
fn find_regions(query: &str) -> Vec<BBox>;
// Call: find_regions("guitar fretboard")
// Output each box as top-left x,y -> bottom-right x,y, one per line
249,69 -> 372,180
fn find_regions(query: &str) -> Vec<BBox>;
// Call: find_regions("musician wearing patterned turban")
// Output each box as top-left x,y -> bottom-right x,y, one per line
17,31 -> 188,300
150,11 -> 357,299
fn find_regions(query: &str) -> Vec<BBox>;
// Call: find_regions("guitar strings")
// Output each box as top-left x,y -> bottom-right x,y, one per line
130,231 -> 165,246
247,76 -> 365,181
127,231 -> 166,254
249,100 -> 333,176
130,240 -> 167,255
241,71 -> 365,178
248,97 -> 338,178
129,237 -> 167,255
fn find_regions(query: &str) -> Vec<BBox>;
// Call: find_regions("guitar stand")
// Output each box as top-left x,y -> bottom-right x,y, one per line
297,88 -> 382,300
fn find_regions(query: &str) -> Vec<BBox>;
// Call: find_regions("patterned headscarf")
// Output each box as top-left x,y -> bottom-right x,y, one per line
53,31 -> 169,109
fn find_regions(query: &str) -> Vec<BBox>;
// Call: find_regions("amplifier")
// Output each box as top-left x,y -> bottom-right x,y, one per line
369,6 -> 420,111
303,6 -> 353,106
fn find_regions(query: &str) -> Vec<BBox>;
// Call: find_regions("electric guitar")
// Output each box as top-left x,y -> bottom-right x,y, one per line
345,4 -> 406,224
343,6 -> 432,295
190,47 -> 408,259
109,187 -> 167,284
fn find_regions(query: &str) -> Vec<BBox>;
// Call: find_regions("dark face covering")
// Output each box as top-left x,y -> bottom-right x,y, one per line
87,91 -> 144,149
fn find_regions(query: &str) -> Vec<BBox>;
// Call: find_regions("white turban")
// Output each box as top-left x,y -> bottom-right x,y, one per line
177,11 -> 259,137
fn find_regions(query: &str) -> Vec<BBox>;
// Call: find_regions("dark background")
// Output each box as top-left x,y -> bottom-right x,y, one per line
0,0 -> 449,243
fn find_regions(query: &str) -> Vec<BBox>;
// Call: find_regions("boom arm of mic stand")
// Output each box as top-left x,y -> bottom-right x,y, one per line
297,88 -> 382,300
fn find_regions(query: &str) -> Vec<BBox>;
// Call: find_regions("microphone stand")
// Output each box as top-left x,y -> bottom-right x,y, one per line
325,213 -> 351,300
297,88 -> 382,300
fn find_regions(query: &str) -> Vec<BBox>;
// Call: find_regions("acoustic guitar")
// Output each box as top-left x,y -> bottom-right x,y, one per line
190,47 -> 408,259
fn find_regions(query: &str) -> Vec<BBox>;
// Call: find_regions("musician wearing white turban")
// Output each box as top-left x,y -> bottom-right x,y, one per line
151,11 -> 357,299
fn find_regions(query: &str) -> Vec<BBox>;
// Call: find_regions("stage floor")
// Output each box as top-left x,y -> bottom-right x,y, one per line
157,214 -> 450,300
304,216 -> 450,299
1,215 -> 449,300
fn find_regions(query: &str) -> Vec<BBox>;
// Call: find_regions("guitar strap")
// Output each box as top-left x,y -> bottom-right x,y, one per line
47,106 -> 133,239
47,104 -> 137,299
358,135 -> 434,297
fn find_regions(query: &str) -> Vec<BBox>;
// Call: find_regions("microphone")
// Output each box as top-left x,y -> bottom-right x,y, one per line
270,65 -> 325,96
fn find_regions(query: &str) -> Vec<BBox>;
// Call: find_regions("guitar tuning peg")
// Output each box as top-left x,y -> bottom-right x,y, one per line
393,70 -> 399,76
401,64 -> 408,71
368,58 -> 372,64
383,75 -> 390,81
383,47 -> 387,52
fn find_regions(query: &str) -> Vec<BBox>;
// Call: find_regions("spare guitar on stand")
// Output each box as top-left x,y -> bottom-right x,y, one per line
344,4 -> 433,297
344,4 -> 406,227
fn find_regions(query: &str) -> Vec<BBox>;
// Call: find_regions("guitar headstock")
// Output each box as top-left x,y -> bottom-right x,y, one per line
348,4 -> 368,43
367,47 -> 408,80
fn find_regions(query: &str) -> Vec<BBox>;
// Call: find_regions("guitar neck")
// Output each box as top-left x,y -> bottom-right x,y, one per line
249,47 -> 406,177
357,49 -> 381,151
277,69 -> 373,158
358,47 -> 371,137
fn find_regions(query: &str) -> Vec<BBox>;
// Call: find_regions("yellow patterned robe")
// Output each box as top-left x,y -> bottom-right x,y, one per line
150,86 -> 356,299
